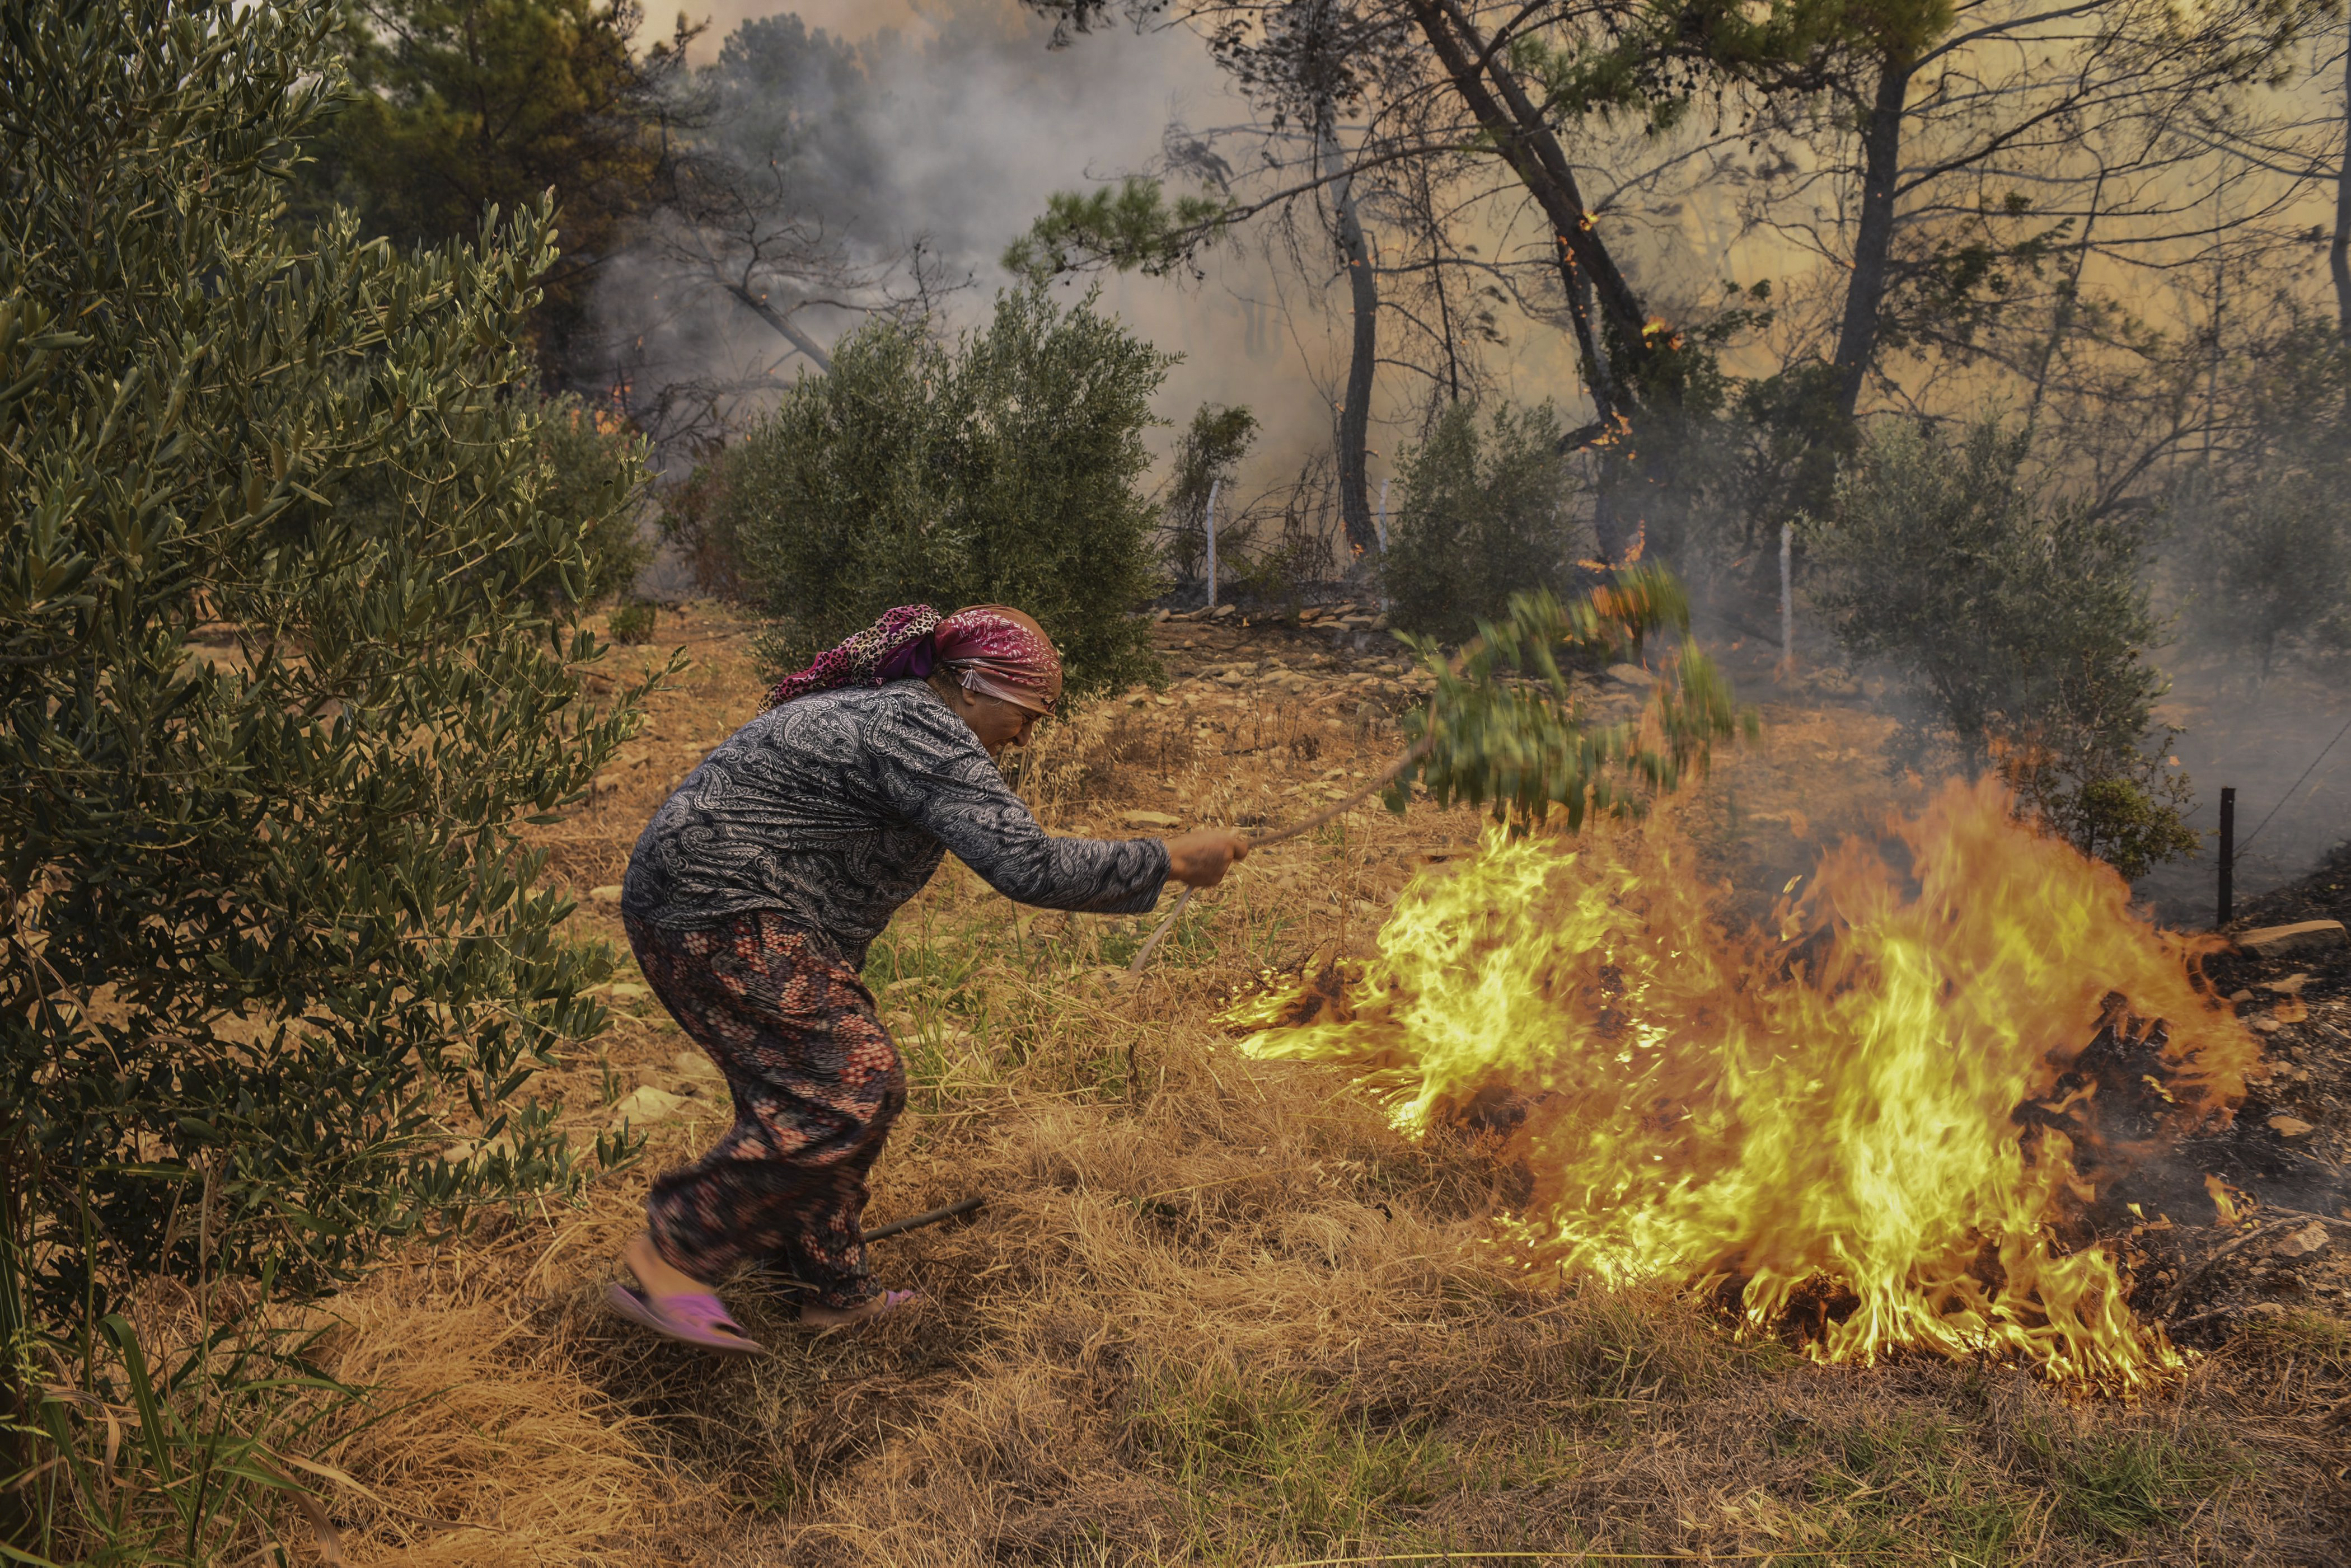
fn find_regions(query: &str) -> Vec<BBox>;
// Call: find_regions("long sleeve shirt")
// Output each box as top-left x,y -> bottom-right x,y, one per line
620,680 -> 1170,968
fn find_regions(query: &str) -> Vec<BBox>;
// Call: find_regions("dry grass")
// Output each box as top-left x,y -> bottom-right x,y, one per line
296,603 -> 2351,1566
317,1283 -> 690,1566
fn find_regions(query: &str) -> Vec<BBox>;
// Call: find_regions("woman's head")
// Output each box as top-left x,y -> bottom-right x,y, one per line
926,605 -> 1060,753
933,605 -> 1062,715
924,671 -> 1041,753
761,602 -> 1062,745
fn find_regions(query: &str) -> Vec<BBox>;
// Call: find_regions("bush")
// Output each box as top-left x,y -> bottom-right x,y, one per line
1383,401 -> 1582,642
0,0 -> 648,1328
1806,420 -> 2195,879
2171,331 -> 2351,677
609,599 -> 658,643
1163,402 -> 1258,591
343,388 -> 652,607
537,394 -> 656,604
717,287 -> 1172,700
655,453 -> 757,601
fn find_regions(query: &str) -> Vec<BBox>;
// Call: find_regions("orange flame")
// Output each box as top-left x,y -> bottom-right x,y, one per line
1233,778 -> 2259,1390
2203,1174 -> 2252,1228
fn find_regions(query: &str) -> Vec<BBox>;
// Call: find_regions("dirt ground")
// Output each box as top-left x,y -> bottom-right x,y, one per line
311,601 -> 2351,1567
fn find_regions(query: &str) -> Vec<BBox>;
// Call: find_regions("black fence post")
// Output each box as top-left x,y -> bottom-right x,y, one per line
2217,786 -> 2236,929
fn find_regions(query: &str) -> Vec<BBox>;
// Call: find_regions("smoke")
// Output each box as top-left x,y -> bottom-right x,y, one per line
2133,684 -> 2351,925
602,0 -> 1348,493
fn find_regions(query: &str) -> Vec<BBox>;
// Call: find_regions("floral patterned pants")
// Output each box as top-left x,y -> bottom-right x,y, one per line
622,912 -> 906,1309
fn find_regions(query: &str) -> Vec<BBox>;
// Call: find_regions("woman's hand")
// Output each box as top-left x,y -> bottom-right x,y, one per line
1164,829 -> 1250,888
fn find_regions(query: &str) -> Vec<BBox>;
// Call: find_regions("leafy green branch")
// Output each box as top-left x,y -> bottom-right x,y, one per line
1389,566 -> 1758,831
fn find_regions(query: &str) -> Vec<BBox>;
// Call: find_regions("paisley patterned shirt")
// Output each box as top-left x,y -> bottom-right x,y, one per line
620,681 -> 1169,968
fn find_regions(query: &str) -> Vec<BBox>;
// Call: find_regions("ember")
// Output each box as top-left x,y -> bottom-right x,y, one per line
1232,777 -> 2264,1389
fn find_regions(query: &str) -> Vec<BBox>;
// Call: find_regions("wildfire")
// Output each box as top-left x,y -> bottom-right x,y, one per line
1233,777 -> 2261,1390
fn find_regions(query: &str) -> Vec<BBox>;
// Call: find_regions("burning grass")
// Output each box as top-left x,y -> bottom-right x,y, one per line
290,602 -> 2347,1565
1231,776 -> 2259,1391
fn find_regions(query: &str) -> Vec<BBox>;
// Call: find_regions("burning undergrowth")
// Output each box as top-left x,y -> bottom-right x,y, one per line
1230,777 -> 2263,1391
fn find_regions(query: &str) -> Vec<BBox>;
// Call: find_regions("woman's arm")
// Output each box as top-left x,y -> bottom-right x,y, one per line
873,696 -> 1172,913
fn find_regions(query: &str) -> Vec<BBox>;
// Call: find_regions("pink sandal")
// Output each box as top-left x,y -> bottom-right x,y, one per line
605,1283 -> 766,1355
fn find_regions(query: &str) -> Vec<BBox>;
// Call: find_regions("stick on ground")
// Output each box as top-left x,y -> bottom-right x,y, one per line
864,1194 -> 986,1242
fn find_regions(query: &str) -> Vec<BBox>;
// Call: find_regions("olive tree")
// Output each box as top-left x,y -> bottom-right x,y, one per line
1805,420 -> 2196,879
0,0 -> 652,1312
718,287 -> 1171,699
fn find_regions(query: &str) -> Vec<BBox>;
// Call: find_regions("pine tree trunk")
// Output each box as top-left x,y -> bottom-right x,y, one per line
2333,13 -> 2351,344
1832,51 -> 1912,422
1407,0 -> 1649,404
1324,125 -> 1380,560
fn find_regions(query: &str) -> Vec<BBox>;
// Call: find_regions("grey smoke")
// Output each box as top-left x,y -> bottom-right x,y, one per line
598,0 -> 1347,478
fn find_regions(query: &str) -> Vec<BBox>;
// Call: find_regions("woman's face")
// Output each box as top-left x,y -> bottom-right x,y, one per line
930,675 -> 1042,754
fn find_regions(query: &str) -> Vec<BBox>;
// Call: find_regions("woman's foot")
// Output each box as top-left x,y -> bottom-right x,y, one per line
801,1287 -> 921,1331
610,1232 -> 765,1355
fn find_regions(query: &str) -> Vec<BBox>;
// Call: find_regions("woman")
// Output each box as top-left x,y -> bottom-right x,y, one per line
606,604 -> 1245,1353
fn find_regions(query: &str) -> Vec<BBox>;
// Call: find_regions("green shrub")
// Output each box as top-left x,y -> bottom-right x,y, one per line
716,287 -> 1171,700
537,394 -> 656,605
335,388 -> 653,609
1805,419 -> 2195,879
1163,402 -> 1258,590
0,1209 -> 366,1565
1383,401 -> 1582,642
2171,331 -> 2351,677
609,599 -> 659,644
0,0 -> 650,1326
655,454 -> 757,601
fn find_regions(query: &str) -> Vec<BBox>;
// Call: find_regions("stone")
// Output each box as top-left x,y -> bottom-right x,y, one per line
1209,603 -> 1239,619
2267,1114 -> 2315,1139
588,884 -> 623,904
673,1050 -> 722,1081
2236,919 -> 2347,959
2262,973 -> 2310,994
1607,663 -> 1656,688
1122,810 -> 1183,830
601,981 -> 648,1000
2271,1222 -> 2331,1260
608,1085 -> 686,1129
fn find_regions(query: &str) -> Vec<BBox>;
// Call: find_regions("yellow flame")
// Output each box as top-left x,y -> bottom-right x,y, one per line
2204,1174 -> 2251,1228
1233,778 -> 2258,1391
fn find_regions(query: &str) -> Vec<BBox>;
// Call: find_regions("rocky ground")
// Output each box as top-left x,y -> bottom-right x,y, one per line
2135,863 -> 2351,1340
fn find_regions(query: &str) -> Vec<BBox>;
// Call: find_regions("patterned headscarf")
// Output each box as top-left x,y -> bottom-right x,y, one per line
764,604 -> 1063,715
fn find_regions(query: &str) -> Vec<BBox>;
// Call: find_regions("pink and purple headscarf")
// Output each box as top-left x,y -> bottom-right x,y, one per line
764,604 -> 1064,715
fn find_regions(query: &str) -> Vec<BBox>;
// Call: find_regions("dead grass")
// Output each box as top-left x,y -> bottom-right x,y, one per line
299,603 -> 2351,1566
317,1283 -> 691,1566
